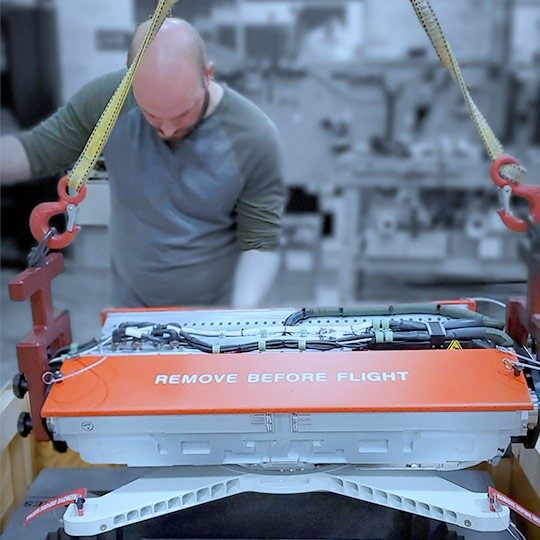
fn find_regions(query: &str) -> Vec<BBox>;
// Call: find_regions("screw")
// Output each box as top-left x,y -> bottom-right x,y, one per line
100,524 -> 107,531
464,520 -> 472,527
81,421 -> 94,431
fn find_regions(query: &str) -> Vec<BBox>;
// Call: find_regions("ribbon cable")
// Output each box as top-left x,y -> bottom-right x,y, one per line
67,0 -> 177,192
409,0 -> 526,182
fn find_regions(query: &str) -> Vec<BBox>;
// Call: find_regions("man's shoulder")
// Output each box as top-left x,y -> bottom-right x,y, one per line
219,85 -> 279,143
217,86 -> 283,184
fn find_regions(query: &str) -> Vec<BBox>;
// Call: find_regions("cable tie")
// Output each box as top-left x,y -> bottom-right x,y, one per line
383,330 -> 394,342
258,339 -> 267,352
298,338 -> 307,351
373,318 -> 390,330
125,328 -> 144,339
375,330 -> 385,343
212,344 -> 221,354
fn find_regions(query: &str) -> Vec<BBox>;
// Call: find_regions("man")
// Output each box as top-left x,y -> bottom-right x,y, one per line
1,19 -> 285,308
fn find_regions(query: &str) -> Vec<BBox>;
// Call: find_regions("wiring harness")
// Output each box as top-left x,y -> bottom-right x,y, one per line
105,304 -> 513,354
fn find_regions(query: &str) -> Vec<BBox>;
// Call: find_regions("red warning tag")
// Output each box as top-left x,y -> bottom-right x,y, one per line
488,486 -> 540,527
24,488 -> 87,525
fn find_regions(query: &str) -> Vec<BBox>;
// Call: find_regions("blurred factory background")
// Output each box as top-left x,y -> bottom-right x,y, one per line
1,0 -> 539,384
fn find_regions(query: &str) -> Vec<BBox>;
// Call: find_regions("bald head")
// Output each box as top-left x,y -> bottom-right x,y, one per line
128,18 -> 207,72
130,18 -> 214,140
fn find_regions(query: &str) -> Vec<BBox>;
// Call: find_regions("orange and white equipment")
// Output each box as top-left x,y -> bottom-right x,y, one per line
38,303 -> 538,536
44,306 -> 535,469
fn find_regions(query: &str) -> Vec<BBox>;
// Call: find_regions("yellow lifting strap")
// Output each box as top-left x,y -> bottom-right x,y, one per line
67,0 -> 178,192
409,0 -> 526,182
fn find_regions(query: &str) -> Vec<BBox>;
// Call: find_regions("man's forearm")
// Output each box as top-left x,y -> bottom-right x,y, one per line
232,250 -> 280,308
0,136 -> 32,184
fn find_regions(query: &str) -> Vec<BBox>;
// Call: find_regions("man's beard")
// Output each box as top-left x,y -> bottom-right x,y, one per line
162,85 -> 211,141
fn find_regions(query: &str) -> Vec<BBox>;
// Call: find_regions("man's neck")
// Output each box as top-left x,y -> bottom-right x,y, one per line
204,81 -> 224,119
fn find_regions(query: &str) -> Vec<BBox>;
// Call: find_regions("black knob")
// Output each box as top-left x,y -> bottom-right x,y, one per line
52,441 -> 68,453
12,373 -> 28,399
17,412 -> 32,437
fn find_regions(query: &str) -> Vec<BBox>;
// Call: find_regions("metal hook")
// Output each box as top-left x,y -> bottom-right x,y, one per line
29,176 -> 87,250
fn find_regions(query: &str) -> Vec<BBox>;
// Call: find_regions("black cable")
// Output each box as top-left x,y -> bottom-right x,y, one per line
110,319 -> 512,354
283,305 -> 503,328
390,320 -> 427,331
118,321 -> 155,328
52,338 -> 99,358
443,319 -> 487,330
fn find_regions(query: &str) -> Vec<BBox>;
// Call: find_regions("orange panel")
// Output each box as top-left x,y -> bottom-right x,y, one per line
41,349 -> 532,417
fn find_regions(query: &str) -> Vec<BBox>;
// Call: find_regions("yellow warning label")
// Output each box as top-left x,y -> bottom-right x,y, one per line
447,340 -> 462,350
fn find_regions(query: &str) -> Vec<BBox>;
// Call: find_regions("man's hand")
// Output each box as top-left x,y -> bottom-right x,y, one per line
231,250 -> 280,308
0,136 -> 32,184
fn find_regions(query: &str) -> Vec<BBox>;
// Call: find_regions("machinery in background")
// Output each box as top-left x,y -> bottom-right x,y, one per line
198,0 -> 540,301
2,0 -> 538,299
228,60 -> 540,300
0,2 -> 60,129
0,2 -> 61,268
363,188 -> 515,273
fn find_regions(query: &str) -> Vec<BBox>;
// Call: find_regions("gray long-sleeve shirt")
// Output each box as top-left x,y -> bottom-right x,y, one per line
18,70 -> 285,306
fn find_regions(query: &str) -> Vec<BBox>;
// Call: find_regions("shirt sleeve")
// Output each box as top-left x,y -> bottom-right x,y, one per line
234,122 -> 286,251
17,70 -> 127,178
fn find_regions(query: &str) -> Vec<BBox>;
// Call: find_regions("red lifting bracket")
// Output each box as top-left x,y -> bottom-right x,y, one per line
9,253 -> 72,441
10,173 -> 86,441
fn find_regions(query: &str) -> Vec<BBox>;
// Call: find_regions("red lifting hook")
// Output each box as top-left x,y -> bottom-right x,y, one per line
490,155 -> 540,233
29,176 -> 87,250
